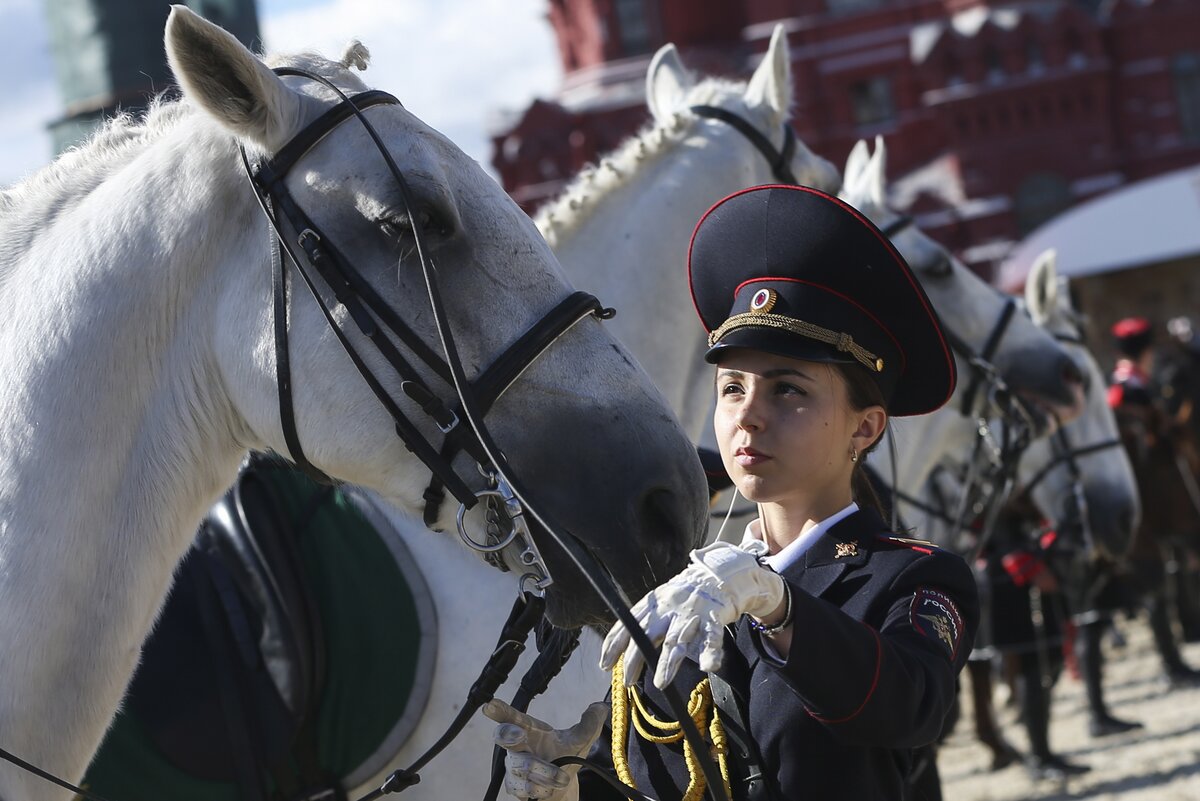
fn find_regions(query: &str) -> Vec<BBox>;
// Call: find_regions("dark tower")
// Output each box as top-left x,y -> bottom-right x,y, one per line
42,0 -> 260,153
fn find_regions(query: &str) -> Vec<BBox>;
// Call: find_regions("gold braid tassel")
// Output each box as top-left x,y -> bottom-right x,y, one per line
610,655 -> 733,801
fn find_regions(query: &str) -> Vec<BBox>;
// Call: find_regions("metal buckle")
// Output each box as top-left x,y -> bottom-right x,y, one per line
437,409 -> 459,434
457,478 -> 553,595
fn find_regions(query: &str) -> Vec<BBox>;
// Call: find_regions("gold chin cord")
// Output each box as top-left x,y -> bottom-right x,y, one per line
610,657 -> 733,801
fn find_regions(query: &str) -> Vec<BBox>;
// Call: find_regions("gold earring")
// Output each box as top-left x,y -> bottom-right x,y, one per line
850,446 -> 858,463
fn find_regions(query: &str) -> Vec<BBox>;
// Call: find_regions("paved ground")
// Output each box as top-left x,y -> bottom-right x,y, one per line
937,619 -> 1200,800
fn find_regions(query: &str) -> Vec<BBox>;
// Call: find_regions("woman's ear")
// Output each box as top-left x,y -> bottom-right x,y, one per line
852,406 -> 888,454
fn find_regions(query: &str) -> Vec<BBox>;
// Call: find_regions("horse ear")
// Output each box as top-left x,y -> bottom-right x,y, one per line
1025,248 -> 1059,324
165,5 -> 302,149
646,43 -> 695,122
862,135 -> 888,207
843,139 -> 871,197
744,24 -> 792,122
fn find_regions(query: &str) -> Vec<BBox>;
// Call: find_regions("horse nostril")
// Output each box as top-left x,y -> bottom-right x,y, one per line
1062,355 -> 1084,387
638,488 -> 696,581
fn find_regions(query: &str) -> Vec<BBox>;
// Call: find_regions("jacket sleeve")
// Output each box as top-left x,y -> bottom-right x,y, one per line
753,549 -> 979,748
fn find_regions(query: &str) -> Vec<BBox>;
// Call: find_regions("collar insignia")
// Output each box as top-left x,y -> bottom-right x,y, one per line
834,541 -> 858,559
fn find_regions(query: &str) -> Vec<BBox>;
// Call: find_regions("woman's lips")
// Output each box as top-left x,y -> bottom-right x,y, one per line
734,446 -> 770,468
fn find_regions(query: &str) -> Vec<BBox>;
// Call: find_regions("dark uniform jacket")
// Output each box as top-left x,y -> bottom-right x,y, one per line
581,507 -> 979,801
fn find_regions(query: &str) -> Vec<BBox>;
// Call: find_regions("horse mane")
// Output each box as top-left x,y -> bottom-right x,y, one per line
535,77 -> 771,249
0,50 -> 367,282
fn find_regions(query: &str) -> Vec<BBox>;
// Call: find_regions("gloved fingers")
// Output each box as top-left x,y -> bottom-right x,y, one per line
697,613 -> 728,675
654,614 -> 701,689
494,722 -> 530,752
507,752 -> 571,788
484,699 -> 555,734
599,590 -> 660,670
620,607 -> 674,686
503,752 -> 571,800
561,701 -> 611,754
599,620 -> 631,671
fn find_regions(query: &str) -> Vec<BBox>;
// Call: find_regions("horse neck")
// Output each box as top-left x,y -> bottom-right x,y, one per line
875,404 -> 977,505
543,128 -> 758,442
0,118 -> 257,794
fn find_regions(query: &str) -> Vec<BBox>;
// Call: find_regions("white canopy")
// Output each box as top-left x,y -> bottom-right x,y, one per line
998,163 -> 1200,292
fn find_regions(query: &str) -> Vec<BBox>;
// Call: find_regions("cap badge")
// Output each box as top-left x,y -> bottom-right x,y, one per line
834,541 -> 858,559
749,288 -> 777,314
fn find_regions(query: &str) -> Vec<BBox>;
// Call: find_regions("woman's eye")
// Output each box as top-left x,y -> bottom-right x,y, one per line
719,383 -> 743,396
777,382 -> 806,396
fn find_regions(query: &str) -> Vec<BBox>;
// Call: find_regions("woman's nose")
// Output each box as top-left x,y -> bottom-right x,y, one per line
735,395 -> 764,430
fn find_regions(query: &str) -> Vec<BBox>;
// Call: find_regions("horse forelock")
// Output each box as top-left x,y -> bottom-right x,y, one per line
535,78 -> 771,248
0,52 -> 373,286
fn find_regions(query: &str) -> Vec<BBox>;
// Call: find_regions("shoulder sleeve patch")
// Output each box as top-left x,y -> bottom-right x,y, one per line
910,587 -> 964,661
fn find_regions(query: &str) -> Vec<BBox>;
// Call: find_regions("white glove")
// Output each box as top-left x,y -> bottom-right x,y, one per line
483,699 -> 610,801
599,541 -> 786,688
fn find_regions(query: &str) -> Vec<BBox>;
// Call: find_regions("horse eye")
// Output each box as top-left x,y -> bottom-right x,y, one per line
380,206 -> 453,242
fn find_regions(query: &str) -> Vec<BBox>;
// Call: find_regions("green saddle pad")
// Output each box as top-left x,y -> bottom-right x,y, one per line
82,472 -> 436,801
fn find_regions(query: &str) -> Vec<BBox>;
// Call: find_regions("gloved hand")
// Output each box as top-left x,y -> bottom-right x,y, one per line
599,540 -> 786,688
483,698 -> 610,801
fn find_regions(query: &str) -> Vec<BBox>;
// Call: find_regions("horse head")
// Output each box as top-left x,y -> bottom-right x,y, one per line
538,24 -> 839,442
840,137 -> 1085,436
1021,250 -> 1140,559
166,7 -> 708,626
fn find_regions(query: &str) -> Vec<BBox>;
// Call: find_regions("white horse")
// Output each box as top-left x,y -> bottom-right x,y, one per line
537,25 -> 841,442
0,8 -> 710,799
1020,248 -> 1140,558
837,138 -> 1086,527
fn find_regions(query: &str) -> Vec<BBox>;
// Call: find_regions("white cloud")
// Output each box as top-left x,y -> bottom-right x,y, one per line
0,0 -> 560,186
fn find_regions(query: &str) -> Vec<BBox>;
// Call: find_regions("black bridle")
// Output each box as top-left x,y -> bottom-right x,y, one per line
690,104 -> 799,185
874,214 -> 1030,538
0,71 -> 731,801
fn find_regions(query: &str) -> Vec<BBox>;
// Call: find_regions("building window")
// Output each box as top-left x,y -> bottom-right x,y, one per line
1025,40 -> 1044,75
849,77 -> 895,127
1016,172 -> 1072,235
826,0 -> 885,13
614,0 -> 651,56
1173,52 -> 1200,143
985,46 -> 1005,84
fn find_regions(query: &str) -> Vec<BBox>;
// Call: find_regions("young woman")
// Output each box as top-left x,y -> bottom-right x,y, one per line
486,185 -> 980,801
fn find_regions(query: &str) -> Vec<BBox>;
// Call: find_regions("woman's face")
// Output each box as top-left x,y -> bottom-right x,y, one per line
714,350 -> 873,511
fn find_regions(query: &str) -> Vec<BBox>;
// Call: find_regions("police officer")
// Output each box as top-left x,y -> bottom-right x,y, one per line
485,185 -> 979,801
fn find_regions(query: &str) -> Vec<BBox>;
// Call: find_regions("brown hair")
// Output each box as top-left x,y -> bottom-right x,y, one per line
832,363 -> 890,519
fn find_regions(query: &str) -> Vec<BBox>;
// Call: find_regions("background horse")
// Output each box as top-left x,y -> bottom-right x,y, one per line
0,9 -> 708,800
834,138 -> 1085,535
1021,249 -> 1140,561
917,249 -> 1142,767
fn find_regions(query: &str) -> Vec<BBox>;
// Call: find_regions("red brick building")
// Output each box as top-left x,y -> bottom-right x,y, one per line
490,0 -> 1200,280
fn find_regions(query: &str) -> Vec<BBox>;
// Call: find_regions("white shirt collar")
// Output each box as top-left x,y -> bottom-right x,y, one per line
740,502 -> 859,573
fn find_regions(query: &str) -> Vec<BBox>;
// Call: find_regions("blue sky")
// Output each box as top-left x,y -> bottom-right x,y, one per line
0,0 -> 561,186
